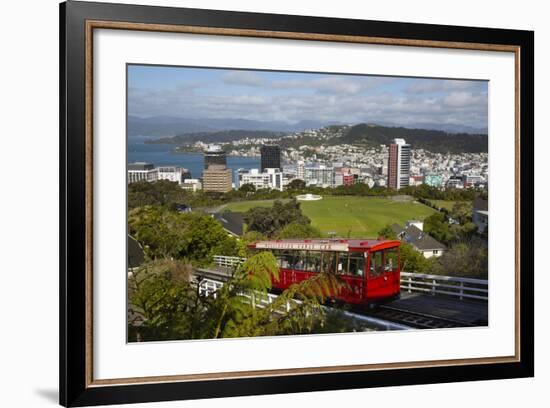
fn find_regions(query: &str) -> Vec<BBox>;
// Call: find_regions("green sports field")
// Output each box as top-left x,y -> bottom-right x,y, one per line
224,196 -> 436,238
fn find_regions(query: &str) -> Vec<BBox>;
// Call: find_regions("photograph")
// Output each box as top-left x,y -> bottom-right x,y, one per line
126,65 -> 490,342
55,1 -> 534,405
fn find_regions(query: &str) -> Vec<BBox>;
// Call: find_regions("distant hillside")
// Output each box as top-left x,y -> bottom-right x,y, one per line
341,124 -> 488,153
399,122 -> 487,135
128,116 -> 213,137
128,115 -> 341,137
146,130 -> 285,144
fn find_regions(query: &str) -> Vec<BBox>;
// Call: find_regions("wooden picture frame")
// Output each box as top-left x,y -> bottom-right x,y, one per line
60,1 -> 534,406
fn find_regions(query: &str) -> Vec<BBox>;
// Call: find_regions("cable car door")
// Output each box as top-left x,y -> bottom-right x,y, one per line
336,252 -> 365,304
367,250 -> 392,301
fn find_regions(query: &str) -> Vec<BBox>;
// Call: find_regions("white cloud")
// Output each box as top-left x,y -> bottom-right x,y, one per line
271,76 -> 393,95
443,91 -> 486,108
406,79 -> 485,94
222,71 -> 265,87
128,77 -> 487,129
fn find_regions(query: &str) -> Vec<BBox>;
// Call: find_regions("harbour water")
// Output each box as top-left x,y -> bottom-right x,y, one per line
128,140 -> 260,182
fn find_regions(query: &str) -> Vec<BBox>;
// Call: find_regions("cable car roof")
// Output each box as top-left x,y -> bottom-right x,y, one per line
248,239 -> 400,252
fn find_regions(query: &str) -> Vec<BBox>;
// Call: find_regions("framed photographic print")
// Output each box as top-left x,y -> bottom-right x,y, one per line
59,0 -> 534,406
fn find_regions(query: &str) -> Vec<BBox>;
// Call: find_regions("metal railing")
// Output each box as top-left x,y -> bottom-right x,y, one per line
213,255 -> 245,268
198,277 -> 299,314
400,272 -> 488,301
198,278 -> 224,297
212,256 -> 488,301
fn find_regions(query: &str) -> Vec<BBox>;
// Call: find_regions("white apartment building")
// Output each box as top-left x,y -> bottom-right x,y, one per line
156,166 -> 190,185
238,168 -> 283,191
304,165 -> 334,188
334,172 -> 344,187
463,174 -> 485,187
297,161 -> 305,180
446,176 -> 464,189
180,178 -> 202,192
128,163 -> 192,185
127,162 -> 158,184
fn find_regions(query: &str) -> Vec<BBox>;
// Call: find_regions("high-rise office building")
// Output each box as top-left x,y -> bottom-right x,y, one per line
202,145 -> 232,192
202,165 -> 232,193
204,145 -> 227,169
260,145 -> 281,172
387,138 -> 411,190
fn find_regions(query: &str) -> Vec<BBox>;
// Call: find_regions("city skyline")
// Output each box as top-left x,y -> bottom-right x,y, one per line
128,65 -> 488,130
128,133 -> 488,192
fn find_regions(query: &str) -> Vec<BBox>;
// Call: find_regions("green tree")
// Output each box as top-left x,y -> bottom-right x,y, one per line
277,222 -> 322,239
377,224 -> 397,239
128,206 -> 239,265
128,252 -> 341,341
242,230 -> 267,243
424,212 -> 478,246
430,240 -> 488,279
128,180 -> 191,209
423,212 -> 456,244
239,183 -> 256,193
244,198 -> 310,237
287,179 -> 306,190
128,259 -> 197,341
450,201 -> 472,224
399,242 -> 430,273
242,206 -> 277,236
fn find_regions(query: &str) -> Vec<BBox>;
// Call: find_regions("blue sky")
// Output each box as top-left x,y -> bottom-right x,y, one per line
128,64 -> 488,128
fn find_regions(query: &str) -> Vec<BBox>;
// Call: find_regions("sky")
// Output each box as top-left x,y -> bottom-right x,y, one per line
128,64 -> 488,129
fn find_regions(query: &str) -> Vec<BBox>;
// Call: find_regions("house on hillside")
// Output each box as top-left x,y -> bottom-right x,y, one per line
391,221 -> 447,258
212,211 -> 244,237
472,197 -> 489,233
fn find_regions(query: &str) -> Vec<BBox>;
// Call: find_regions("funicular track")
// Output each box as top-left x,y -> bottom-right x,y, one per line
365,305 -> 476,329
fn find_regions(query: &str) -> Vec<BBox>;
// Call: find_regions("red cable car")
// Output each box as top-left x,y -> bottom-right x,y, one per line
247,239 -> 401,306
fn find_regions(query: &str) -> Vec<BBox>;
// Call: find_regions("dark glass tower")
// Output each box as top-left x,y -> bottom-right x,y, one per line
204,146 -> 227,169
260,145 -> 281,172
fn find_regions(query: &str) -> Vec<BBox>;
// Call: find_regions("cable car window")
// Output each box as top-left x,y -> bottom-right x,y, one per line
370,251 -> 384,278
321,252 -> 337,274
336,252 -> 349,275
279,250 -> 294,269
305,251 -> 321,272
292,250 -> 306,270
384,248 -> 399,272
271,249 -> 284,267
348,254 -> 365,277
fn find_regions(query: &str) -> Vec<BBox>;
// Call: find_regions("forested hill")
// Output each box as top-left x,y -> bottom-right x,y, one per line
341,124 -> 488,153
145,123 -> 488,154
